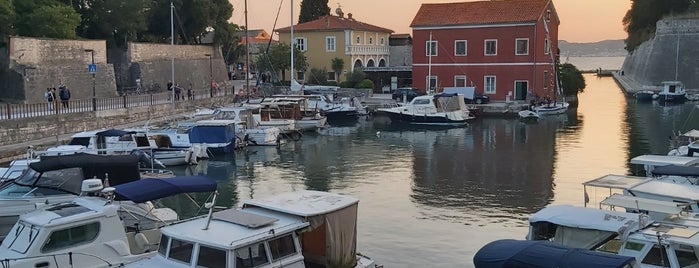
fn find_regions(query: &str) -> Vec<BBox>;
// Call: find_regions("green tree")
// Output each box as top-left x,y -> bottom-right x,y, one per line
145,0 -> 236,44
17,4 -> 80,39
71,0 -> 149,47
308,68 -> 329,85
356,79 -> 375,89
331,57 -> 344,82
0,0 -> 15,38
559,63 -> 586,96
344,69 -> 365,87
298,0 -> 330,23
255,43 -> 308,81
623,0 -> 694,52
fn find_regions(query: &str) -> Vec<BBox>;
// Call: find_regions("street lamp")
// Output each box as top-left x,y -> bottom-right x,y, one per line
205,53 -> 213,97
84,49 -> 96,111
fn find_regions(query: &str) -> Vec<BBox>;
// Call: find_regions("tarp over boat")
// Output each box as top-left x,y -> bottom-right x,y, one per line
114,176 -> 217,203
473,239 -> 637,268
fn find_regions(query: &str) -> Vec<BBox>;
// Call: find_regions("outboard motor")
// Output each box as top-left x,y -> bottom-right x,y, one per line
130,149 -> 166,169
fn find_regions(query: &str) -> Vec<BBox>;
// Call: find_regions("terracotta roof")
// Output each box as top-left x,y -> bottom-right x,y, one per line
410,0 -> 552,27
277,15 -> 393,33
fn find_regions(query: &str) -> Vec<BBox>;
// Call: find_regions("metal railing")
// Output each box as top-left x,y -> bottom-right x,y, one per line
0,88 -> 232,120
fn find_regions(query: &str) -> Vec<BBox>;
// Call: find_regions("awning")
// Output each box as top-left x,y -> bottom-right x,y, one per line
114,176 -> 217,203
473,239 -> 637,268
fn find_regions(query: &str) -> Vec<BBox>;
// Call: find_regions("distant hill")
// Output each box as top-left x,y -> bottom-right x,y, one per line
559,39 -> 627,57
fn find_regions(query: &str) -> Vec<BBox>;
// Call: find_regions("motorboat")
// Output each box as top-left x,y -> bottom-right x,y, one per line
657,81 -> 686,103
533,101 -> 569,115
46,128 -> 198,166
0,175 -> 217,267
239,101 -> 303,140
187,120 -> 245,154
518,109 -> 540,121
526,204 -> 699,268
126,190 -> 380,268
378,93 -> 474,126
0,153 -> 173,241
474,239 -> 639,268
634,90 -> 656,102
214,106 -> 284,146
251,97 -> 328,131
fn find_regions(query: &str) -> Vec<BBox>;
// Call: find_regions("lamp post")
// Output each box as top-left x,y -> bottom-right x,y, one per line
84,49 -> 96,111
205,53 -> 213,97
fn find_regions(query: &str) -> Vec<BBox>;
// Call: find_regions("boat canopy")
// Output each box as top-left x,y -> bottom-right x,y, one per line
189,121 -> 236,144
243,190 -> 359,268
96,129 -> 136,137
628,180 -> 699,202
651,165 -> 699,177
114,176 -> 217,203
583,174 -> 649,189
681,129 -> 699,139
630,155 -> 699,167
473,239 -> 637,268
529,205 -> 652,233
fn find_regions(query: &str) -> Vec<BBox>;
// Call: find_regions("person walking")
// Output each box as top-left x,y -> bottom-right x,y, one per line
187,83 -> 193,100
45,88 -> 55,111
59,85 -> 71,109
174,83 -> 181,101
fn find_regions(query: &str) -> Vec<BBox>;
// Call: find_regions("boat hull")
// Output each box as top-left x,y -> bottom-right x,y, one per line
383,110 -> 469,126
534,102 -> 569,115
634,91 -> 655,101
657,93 -> 686,103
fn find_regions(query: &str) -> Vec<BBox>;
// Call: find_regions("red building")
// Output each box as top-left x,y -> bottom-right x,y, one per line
410,0 -> 559,101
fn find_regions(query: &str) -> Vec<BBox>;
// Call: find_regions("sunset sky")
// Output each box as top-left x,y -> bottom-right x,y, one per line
227,0 -> 631,43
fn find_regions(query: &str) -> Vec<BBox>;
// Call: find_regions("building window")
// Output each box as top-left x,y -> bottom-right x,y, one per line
515,38 -> 529,55
380,37 -> 385,45
426,76 -> 437,93
328,71 -> 336,81
369,37 -> 373,44
546,10 -> 551,22
356,36 -> 361,44
544,39 -> 550,54
426,40 -> 438,56
454,76 -> 467,87
455,40 -> 467,56
484,39 -> 497,55
326,36 -> 336,52
484,76 -> 496,94
42,222 -> 100,253
543,71 -> 549,89
294,38 -> 307,52
296,71 -> 305,81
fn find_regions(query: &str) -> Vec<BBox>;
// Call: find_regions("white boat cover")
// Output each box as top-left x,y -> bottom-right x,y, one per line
630,155 -> 699,166
601,194 -> 686,215
529,205 -> 652,233
682,129 -> 699,139
628,180 -> 699,202
583,174 -> 650,189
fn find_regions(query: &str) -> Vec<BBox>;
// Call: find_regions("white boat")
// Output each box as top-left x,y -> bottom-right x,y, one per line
126,190 -> 379,268
0,175 -> 217,267
252,96 -> 328,131
215,106 -> 284,146
518,109 -> 540,120
281,88 -> 363,121
46,128 -> 197,166
187,120 -> 245,154
526,204 -> 699,268
378,93 -> 474,126
657,81 -> 687,103
532,17 -> 569,116
533,101 -> 569,115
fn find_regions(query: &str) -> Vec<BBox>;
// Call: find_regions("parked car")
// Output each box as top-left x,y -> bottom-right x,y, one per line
465,94 -> 490,104
392,87 -> 423,101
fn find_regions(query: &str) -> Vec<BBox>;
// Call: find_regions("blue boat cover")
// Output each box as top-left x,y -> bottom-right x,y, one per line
651,165 -> 699,177
189,125 -> 236,144
114,176 -> 217,203
435,93 -> 458,98
96,129 -> 135,137
473,239 -> 636,268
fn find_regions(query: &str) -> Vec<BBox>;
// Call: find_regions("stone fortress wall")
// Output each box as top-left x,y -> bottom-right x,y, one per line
622,18 -> 699,89
0,36 -> 229,103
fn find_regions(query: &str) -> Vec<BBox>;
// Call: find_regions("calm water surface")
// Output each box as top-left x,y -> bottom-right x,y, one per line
165,74 -> 699,267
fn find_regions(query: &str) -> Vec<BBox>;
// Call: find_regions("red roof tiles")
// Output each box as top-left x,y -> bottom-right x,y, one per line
410,0 -> 552,27
277,15 -> 393,33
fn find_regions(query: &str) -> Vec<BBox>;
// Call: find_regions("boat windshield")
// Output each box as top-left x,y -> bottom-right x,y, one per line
10,167 -> 85,195
68,137 -> 91,146
5,221 -> 40,254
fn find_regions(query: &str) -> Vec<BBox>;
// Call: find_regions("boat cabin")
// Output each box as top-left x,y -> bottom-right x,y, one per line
528,205 -> 699,268
409,94 -> 469,113
630,155 -> 699,176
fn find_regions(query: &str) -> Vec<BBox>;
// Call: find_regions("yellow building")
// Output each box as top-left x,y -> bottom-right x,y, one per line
277,11 -> 393,83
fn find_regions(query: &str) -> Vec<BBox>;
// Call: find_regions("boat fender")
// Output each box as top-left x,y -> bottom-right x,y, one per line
134,232 -> 150,252
185,150 -> 192,164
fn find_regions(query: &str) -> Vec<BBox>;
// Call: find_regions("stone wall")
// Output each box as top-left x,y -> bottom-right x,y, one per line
622,18 -> 699,89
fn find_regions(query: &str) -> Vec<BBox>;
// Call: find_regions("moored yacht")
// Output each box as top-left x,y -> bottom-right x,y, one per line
214,106 -> 284,146
378,93 -> 474,126
126,190 -> 380,268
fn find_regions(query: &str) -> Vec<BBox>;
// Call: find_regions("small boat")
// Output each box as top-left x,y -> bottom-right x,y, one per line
215,106 -> 284,146
0,175 -> 217,267
634,90 -> 656,101
378,93 -> 474,126
518,109 -> 540,121
474,239 -> 638,268
126,190 -> 379,268
657,80 -> 686,103
188,120 -> 245,154
533,101 -> 569,115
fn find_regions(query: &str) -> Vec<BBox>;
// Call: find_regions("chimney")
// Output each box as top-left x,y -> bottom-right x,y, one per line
347,13 -> 353,20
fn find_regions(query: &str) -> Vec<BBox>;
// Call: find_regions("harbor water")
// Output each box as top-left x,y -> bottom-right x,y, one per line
157,73 -> 699,266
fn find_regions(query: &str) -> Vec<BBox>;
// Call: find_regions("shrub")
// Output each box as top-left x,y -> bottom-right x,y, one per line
356,79 -> 375,89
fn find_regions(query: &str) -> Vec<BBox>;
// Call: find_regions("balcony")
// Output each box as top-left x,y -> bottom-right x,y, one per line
345,45 -> 390,56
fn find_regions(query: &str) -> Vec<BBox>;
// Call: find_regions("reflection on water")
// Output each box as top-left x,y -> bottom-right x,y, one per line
158,74 -> 699,266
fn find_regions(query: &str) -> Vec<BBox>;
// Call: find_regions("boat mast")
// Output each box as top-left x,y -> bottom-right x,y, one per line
245,0 -> 250,97
170,1 -> 175,111
428,31 -> 433,95
290,0 -> 295,84
543,18 -> 560,103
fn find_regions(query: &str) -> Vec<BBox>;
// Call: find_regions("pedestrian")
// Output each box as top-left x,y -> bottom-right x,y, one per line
45,88 -> 55,111
174,83 -> 181,101
59,85 -> 71,109
187,83 -> 193,100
